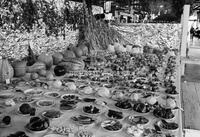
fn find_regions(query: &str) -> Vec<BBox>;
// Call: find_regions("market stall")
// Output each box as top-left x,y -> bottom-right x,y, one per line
0,48 -> 183,137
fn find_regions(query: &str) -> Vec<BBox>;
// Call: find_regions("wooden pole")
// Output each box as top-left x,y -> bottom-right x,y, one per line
180,4 -> 190,76
181,4 -> 190,57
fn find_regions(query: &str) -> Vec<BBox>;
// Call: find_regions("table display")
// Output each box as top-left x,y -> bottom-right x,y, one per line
0,51 -> 182,137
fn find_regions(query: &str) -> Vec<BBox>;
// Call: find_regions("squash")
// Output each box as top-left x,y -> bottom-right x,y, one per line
107,44 -> 115,53
26,62 -> 46,73
12,60 -> 27,77
52,52 -> 63,65
54,65 -> 66,76
96,87 -> 110,98
0,57 -> 14,82
114,42 -> 126,52
63,50 -> 76,59
31,73 -> 39,80
52,80 -> 62,88
59,58 -> 85,71
73,47 -> 83,58
78,42 -> 89,55
37,53 -> 53,69
126,44 -> 133,53
38,69 -> 47,77
146,96 -> 157,105
23,73 -> 31,81
46,71 -> 54,81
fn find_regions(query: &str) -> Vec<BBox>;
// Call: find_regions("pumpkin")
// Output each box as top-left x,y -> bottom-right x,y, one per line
31,73 -> 39,80
46,71 -> 54,81
96,87 -> 110,98
37,53 -> 53,69
146,96 -> 157,105
63,49 -> 76,59
59,58 -> 85,71
73,47 -> 83,58
52,80 -> 62,88
114,42 -> 126,52
12,60 -> 27,77
65,82 -> 76,90
126,44 -> 133,53
38,69 -> 47,77
52,52 -> 63,65
166,98 -> 176,108
23,73 -> 31,81
78,42 -> 89,55
54,65 -> 66,76
107,44 -> 115,53
0,57 -> 14,82
26,62 -> 46,73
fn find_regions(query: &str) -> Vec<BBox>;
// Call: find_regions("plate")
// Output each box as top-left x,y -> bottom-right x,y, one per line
44,92 -> 60,98
71,115 -> 96,126
106,109 -> 124,120
25,124 -> 48,134
14,96 -> 35,103
61,94 -> 80,101
76,130 -> 94,137
16,108 -> 30,116
0,122 -> 11,128
24,89 -> 44,96
41,110 -> 62,119
43,134 -> 66,137
0,93 -> 14,100
82,105 -> 101,116
156,120 -> 179,132
101,120 -> 123,132
127,115 -> 149,125
36,100 -> 55,108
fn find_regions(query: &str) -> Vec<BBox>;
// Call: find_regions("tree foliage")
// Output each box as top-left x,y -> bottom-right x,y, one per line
0,0 -> 84,36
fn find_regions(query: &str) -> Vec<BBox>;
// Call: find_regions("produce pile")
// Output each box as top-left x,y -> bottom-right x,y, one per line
0,48 -> 180,137
113,24 -> 181,49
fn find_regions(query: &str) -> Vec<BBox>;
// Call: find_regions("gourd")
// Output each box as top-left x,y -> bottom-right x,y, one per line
63,50 -> 76,59
38,69 -> 47,77
31,73 -> 39,80
107,44 -> 115,53
54,65 -> 66,76
146,96 -> 157,105
0,57 -> 14,82
78,41 -> 89,55
46,71 -> 54,81
97,87 -> 110,98
114,42 -> 126,52
52,80 -> 62,88
73,47 -> 83,58
26,62 -> 46,73
37,53 -> 53,69
65,82 -> 76,90
12,60 -> 27,77
52,52 -> 63,65
59,58 -> 85,71
126,44 -> 133,53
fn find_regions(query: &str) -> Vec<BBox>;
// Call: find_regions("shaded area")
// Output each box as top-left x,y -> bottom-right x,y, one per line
181,81 -> 200,130
184,64 -> 200,82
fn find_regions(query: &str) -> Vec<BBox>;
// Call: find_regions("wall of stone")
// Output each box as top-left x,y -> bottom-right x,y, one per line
0,23 -> 181,60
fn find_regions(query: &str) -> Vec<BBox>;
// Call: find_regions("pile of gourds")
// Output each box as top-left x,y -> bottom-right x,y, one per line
0,44 -> 87,83
107,42 -> 143,54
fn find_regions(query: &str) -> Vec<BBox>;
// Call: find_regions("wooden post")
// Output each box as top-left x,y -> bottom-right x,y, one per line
180,4 -> 190,76
181,4 -> 190,57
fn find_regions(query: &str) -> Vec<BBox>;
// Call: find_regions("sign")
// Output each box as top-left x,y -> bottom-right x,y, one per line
104,1 -> 112,13
105,13 -> 113,20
